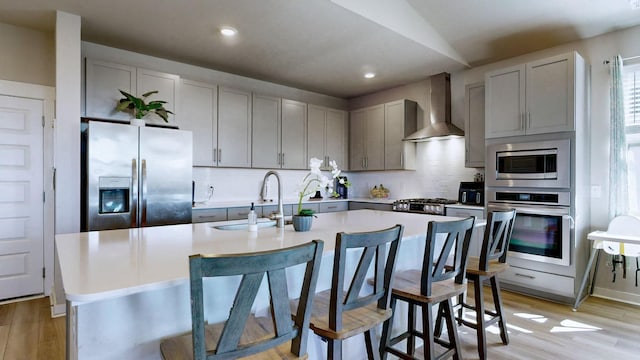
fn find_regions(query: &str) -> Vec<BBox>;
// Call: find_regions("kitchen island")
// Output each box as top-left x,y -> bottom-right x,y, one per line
56,210 -> 484,360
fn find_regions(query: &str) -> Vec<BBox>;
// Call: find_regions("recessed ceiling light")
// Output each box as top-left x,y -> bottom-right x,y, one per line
364,72 -> 376,79
220,26 -> 238,37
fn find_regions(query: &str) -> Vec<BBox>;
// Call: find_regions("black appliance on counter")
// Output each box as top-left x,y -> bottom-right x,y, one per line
458,182 -> 484,205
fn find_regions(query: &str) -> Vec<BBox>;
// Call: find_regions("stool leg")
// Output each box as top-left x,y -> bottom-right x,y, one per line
490,276 -> 509,345
443,298 -> 462,360
421,303 -> 435,360
474,276 -> 487,360
327,339 -> 342,360
408,302 -> 416,356
364,328 -> 381,360
380,296 -> 396,360
434,303 -> 444,338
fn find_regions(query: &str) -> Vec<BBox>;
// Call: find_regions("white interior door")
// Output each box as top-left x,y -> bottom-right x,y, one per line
0,95 -> 44,300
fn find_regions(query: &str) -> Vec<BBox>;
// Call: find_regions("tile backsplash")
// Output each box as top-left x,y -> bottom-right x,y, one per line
193,137 -> 482,204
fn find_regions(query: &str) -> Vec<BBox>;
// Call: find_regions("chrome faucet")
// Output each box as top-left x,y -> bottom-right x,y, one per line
261,170 -> 284,227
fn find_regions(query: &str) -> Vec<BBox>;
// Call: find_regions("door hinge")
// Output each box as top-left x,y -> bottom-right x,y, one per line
42,267 -> 46,278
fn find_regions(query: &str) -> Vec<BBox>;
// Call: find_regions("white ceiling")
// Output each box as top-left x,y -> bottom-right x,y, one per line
1,0 -> 639,98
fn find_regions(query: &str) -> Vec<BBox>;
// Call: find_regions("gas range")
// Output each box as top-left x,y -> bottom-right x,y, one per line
392,198 -> 458,215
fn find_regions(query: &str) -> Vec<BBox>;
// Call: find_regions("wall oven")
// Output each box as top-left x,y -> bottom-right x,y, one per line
487,190 -> 573,266
486,139 -> 570,188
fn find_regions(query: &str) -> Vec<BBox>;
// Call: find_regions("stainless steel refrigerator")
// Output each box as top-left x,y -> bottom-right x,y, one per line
81,120 -> 192,231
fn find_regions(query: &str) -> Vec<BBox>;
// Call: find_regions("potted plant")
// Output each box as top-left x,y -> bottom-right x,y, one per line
294,157 -> 348,231
115,89 -> 173,125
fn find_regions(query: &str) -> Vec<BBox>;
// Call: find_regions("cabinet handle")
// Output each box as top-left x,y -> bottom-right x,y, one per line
515,273 -> 535,279
362,158 -> 365,168
365,157 -> 368,169
213,148 -> 217,162
527,112 -> 531,129
237,212 -> 248,216
218,149 -> 222,163
327,205 -> 337,209
282,153 -> 285,166
520,113 -> 525,130
400,153 -> 404,167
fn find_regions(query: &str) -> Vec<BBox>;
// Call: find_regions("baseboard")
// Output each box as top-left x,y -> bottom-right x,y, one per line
592,286 -> 640,306
49,288 -> 66,317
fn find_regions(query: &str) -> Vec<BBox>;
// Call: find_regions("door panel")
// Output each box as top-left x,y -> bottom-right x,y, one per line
0,95 -> 44,300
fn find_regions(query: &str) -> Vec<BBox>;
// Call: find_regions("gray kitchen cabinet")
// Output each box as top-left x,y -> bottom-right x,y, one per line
262,204 -> 294,217
308,104 -> 348,170
485,52 -> 584,138
85,58 -> 180,126
281,99 -> 307,169
349,104 -> 385,171
218,87 -> 252,167
384,100 -> 417,170
251,94 -> 281,168
319,202 -> 348,213
252,96 -> 307,169
192,208 -> 227,223
227,206 -> 264,221
180,79 -> 217,166
464,82 -> 485,167
348,202 -> 393,211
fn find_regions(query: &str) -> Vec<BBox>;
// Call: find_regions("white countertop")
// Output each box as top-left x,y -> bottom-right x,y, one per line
55,210 -> 482,304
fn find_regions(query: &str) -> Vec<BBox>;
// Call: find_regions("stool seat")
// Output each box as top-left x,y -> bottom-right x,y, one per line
391,269 -> 467,304
299,289 -> 393,340
463,257 -> 509,277
160,315 -> 307,360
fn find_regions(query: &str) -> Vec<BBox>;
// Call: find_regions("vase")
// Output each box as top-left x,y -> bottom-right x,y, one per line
292,215 -> 313,232
130,118 -> 146,127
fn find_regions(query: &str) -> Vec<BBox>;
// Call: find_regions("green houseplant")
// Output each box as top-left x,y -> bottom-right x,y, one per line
116,89 -> 173,123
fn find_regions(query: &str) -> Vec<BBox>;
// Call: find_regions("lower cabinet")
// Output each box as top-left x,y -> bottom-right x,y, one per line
498,266 -> 575,297
192,208 -> 227,223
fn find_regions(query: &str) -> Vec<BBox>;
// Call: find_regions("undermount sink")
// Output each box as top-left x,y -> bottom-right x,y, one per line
213,219 -> 277,231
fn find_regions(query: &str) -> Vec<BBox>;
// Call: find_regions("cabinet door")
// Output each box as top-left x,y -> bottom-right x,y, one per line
384,100 -> 416,170
136,68 -> 180,126
465,82 -> 485,167
180,80 -> 217,166
251,94 -> 281,169
307,104 -> 326,167
365,105 -> 385,170
485,64 -> 525,138
218,87 -> 252,167
325,109 -> 347,170
85,59 -> 136,121
526,53 -> 574,134
281,99 -> 307,169
349,109 -> 367,171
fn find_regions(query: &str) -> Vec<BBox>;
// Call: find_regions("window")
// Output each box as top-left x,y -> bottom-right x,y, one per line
623,62 -> 640,215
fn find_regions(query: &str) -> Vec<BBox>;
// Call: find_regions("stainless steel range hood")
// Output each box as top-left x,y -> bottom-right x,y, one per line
403,72 -> 464,142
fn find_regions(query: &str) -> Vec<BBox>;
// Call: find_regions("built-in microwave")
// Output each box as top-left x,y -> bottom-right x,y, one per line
486,139 -> 570,189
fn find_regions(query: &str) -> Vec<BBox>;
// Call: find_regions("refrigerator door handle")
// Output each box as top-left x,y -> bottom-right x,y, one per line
141,159 -> 147,227
131,158 -> 138,228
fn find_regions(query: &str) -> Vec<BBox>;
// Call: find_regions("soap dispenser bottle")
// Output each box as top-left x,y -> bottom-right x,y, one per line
248,202 -> 258,232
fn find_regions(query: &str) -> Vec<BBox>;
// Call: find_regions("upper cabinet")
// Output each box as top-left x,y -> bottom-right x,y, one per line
85,58 -> 180,126
465,82 -> 485,167
281,99 -> 308,169
350,104 -> 385,171
180,79 -> 217,167
350,100 -> 417,171
251,96 -> 307,169
218,87 -> 252,168
485,52 -> 584,138
308,105 -> 347,171
384,100 -> 417,170
251,94 -> 281,169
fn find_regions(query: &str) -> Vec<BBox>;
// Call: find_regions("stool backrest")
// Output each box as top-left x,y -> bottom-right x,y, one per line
329,224 -> 404,332
421,217 -> 475,297
189,240 -> 324,359
479,209 -> 517,271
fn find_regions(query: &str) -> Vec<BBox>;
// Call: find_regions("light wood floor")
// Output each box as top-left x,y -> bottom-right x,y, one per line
0,290 -> 639,360
0,297 -> 65,360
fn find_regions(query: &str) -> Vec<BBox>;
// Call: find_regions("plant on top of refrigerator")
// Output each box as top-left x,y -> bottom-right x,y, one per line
115,89 -> 173,122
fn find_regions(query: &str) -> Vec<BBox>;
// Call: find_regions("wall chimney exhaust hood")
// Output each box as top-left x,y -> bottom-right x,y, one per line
403,72 -> 464,142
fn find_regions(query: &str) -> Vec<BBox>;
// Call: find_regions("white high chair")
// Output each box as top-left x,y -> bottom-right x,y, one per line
601,215 -> 640,286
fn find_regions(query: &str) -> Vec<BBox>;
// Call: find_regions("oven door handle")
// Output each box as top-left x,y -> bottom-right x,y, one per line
488,202 -> 570,216
563,214 -> 575,229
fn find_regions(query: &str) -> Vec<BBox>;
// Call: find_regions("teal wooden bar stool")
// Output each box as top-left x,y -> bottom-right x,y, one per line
380,217 -> 475,360
160,240 -> 324,360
